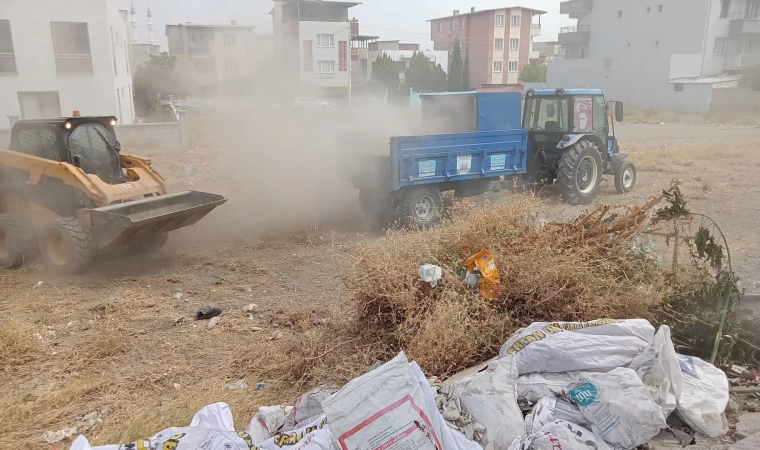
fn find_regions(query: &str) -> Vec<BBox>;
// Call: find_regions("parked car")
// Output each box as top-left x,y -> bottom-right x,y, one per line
293,97 -> 331,110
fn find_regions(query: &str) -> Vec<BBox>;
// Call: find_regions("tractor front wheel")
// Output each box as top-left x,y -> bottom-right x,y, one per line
39,217 -> 94,275
557,140 -> 603,205
615,160 -> 637,194
0,214 -> 37,269
402,187 -> 443,228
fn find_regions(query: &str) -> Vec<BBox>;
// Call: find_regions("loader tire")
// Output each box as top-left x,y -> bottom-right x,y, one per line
0,214 -> 37,269
39,217 -> 93,275
402,187 -> 443,229
557,140 -> 603,205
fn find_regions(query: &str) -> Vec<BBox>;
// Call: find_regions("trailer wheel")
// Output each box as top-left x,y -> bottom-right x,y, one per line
557,140 -> 603,205
0,214 -> 37,269
359,190 -> 394,230
39,217 -> 93,275
614,160 -> 637,194
402,187 -> 443,228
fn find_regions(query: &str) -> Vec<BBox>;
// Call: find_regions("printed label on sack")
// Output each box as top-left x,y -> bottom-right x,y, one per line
568,382 -> 598,407
418,160 -> 436,178
457,155 -> 472,174
678,355 -> 699,379
490,154 -> 506,171
504,319 -> 621,355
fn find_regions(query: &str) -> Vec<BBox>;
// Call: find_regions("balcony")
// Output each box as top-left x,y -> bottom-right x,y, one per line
729,11 -> 760,35
530,23 -> 541,37
558,25 -> 590,46
725,53 -> 760,70
560,0 -> 593,18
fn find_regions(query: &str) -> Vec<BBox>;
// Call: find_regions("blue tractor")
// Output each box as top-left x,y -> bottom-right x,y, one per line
343,88 -> 636,228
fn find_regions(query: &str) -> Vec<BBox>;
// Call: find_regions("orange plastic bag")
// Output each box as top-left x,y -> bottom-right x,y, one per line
465,249 -> 502,300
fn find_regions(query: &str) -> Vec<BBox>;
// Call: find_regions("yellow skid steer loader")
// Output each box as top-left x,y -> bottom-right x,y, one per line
0,115 -> 226,274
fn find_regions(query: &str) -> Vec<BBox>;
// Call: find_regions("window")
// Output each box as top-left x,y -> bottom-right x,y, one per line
714,37 -> 727,55
493,61 -> 503,72
646,6 -> 651,13
720,0 -> 731,18
223,34 -> 236,47
508,61 -> 518,72
316,34 -> 334,47
450,20 -> 455,31
0,19 -> 17,74
511,15 -> 521,27
743,39 -> 753,55
225,58 -> 239,74
17,128 -> 61,161
461,18 -> 465,29
524,97 -> 570,131
658,5 -> 663,12
438,22 -> 442,33
618,10 -> 623,18
495,38 -> 504,49
510,38 -> 519,50
496,15 -> 505,26
580,46 -> 587,58
317,60 -> 335,73
592,96 -> 607,134
674,83 -> 684,92
110,27 -> 118,75
191,33 -> 209,47
748,1 -> 759,19
50,22 -> 92,74
69,123 -> 117,166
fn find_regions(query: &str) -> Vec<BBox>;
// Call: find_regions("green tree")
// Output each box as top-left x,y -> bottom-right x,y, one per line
373,53 -> 400,90
463,51 -> 471,90
520,62 -> 548,82
133,52 -> 191,119
448,40 -> 465,92
433,64 -> 448,92
405,51 -> 437,93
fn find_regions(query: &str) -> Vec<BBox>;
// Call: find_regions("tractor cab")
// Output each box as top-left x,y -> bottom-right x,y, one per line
521,88 -> 635,203
8,115 -> 125,184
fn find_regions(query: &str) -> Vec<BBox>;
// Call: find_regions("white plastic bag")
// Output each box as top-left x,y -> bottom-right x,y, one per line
568,368 -> 667,450
628,325 -> 682,418
499,319 -> 655,374
508,420 -> 611,450
517,372 -> 582,402
524,396 -> 591,435
284,386 -> 337,432
675,354 -> 729,438
246,405 -> 293,443
441,357 -> 524,450
419,264 -> 442,287
322,352 -> 445,450
256,414 -> 334,450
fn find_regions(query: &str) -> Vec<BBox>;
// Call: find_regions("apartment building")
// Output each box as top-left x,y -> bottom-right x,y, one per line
271,0 -> 359,98
549,0 -> 760,112
166,23 -> 272,89
429,6 -> 544,87
533,41 -> 564,62
366,41 -> 449,82
0,0 -> 134,129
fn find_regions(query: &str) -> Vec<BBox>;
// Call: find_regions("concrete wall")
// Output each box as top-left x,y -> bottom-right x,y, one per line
115,111 -> 188,148
711,87 -> 760,112
468,12 -> 493,87
0,0 -> 134,129
298,21 -> 350,90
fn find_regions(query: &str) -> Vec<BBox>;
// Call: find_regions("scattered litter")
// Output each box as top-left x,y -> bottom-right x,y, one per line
32,281 -> 43,289
269,330 -> 282,340
508,420 -> 611,450
524,396 -> 590,435
675,354 -> 730,437
256,382 -> 267,390
43,427 -> 77,444
33,332 -> 43,340
224,380 -> 248,391
418,264 -> 442,287
196,307 -> 222,320
629,325 -> 682,417
311,317 -> 329,326
247,405 -> 292,443
252,327 -> 263,332
113,296 -> 120,302
207,316 -> 222,330
285,386 -> 338,430
243,303 -> 258,313
174,292 -> 184,300
498,318 -> 654,374
173,383 -> 181,391
44,410 -> 107,444
174,316 -> 186,325
465,249 -> 501,300
517,372 -> 580,402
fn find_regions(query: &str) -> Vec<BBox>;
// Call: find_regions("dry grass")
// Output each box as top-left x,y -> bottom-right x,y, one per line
0,322 -> 45,369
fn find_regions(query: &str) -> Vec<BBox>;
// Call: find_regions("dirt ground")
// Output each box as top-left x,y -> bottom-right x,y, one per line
2,118 -> 760,449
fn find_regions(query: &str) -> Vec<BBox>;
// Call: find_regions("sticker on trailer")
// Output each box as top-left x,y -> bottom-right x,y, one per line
457,155 -> 472,175
418,159 -> 436,178
491,154 -> 506,171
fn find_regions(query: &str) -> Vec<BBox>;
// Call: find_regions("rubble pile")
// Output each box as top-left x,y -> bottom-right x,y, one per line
70,318 -> 737,450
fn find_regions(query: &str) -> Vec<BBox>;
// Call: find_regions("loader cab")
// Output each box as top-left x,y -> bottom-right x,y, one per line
9,116 -> 125,184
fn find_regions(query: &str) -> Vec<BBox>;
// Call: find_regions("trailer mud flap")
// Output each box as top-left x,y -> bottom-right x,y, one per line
88,191 -> 227,249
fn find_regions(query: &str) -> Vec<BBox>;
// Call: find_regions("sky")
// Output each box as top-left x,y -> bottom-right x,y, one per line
117,0 -> 574,50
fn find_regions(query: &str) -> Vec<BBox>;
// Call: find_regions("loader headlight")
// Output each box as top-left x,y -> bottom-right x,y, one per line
64,122 -> 72,129
110,119 -> 117,126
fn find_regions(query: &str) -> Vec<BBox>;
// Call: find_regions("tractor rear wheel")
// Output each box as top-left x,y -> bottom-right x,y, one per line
0,214 -> 37,269
39,217 -> 94,275
557,140 -> 603,205
402,187 -> 443,228
615,160 -> 637,194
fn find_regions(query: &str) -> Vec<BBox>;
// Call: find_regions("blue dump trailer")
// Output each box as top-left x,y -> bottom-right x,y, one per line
344,89 -> 636,228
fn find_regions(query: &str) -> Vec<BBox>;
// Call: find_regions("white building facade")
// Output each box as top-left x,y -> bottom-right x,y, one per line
298,21 -> 351,90
547,0 -> 760,112
0,0 -> 134,130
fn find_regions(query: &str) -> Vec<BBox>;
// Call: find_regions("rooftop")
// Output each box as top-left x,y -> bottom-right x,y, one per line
351,35 -> 380,41
269,0 -> 361,13
166,23 -> 256,30
428,6 -> 547,22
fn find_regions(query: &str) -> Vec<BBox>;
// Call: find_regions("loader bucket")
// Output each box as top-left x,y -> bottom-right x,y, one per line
88,191 -> 228,249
